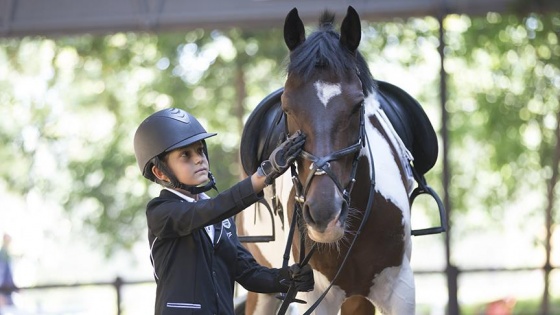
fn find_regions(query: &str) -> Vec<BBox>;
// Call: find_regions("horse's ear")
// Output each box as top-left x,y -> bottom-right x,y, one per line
340,6 -> 361,52
284,8 -> 306,51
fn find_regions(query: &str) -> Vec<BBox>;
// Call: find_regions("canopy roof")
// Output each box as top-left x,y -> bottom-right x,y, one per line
1,0 -> 557,38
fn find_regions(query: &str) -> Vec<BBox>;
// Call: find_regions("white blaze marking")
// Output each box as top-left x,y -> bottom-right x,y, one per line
314,81 -> 341,107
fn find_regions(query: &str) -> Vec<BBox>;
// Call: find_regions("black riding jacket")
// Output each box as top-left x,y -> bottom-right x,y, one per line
146,177 -> 287,315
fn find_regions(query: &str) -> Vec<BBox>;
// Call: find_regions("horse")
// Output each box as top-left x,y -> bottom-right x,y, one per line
237,6 -> 442,315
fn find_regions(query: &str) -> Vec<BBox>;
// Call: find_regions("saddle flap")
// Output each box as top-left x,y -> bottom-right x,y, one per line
376,80 -> 439,175
240,88 -> 286,176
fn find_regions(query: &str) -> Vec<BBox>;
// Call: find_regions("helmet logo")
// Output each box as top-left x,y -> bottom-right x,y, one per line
164,108 -> 191,124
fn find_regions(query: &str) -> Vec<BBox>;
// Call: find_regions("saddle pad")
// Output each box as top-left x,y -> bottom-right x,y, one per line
240,81 -> 438,177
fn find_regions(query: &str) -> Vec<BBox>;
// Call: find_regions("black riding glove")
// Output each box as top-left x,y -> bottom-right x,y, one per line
278,263 -> 315,292
258,131 -> 306,185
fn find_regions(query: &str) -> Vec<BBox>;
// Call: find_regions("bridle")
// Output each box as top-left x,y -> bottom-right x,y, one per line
293,103 -> 366,206
277,102 -> 378,315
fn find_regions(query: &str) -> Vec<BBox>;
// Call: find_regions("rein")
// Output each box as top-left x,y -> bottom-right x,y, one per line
277,103 -> 378,315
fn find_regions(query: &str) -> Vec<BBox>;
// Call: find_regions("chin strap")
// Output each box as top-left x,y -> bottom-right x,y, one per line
176,172 -> 218,194
152,157 -> 218,194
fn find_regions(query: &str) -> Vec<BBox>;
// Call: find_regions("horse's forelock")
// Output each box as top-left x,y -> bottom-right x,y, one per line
319,11 -> 336,30
288,32 -> 350,81
287,36 -> 375,96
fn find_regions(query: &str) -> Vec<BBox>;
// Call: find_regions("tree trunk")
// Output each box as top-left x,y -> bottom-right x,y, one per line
540,108 -> 560,315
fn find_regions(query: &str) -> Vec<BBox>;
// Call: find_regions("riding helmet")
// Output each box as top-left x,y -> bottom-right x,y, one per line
134,108 -> 217,182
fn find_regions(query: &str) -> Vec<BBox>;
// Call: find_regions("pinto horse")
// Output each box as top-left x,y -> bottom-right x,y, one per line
238,6 -> 441,315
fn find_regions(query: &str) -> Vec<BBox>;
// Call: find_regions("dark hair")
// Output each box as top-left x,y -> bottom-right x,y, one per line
150,156 -> 174,188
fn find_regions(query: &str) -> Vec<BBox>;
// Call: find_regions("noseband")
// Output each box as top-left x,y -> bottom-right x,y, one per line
291,103 -> 366,205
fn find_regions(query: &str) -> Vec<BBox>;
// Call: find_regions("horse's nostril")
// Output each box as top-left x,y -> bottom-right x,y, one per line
302,202 -> 318,227
340,199 -> 349,221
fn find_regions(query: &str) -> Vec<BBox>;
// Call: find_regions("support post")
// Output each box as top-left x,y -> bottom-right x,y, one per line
115,276 -> 123,315
437,10 -> 460,315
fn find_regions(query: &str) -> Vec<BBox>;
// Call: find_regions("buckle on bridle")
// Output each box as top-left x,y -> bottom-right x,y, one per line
310,161 -> 329,175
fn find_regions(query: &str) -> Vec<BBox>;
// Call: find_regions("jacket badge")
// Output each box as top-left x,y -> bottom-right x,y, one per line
222,219 -> 231,229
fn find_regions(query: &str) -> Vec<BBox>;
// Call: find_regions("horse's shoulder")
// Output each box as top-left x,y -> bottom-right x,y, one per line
376,80 -> 438,175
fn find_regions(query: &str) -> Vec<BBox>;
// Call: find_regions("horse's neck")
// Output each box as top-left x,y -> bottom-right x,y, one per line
363,91 -> 415,194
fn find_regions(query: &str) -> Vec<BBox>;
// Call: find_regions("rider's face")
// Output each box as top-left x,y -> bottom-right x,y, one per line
163,141 -> 210,187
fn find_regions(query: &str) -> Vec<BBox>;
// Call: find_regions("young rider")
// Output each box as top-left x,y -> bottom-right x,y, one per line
133,107 -> 313,315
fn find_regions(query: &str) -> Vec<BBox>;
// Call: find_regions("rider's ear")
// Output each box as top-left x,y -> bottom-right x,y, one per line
284,8 -> 306,51
152,164 -> 169,182
340,6 -> 361,53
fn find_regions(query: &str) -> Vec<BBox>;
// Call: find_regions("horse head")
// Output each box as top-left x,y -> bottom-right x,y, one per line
282,6 -> 369,243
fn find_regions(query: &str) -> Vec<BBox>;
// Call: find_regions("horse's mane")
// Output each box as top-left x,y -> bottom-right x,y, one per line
286,10 -> 377,95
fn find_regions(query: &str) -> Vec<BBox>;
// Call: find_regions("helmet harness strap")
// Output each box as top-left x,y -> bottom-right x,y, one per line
152,156 -> 218,194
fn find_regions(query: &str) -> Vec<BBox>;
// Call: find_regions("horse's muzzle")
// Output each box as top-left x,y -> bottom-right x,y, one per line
302,190 -> 348,243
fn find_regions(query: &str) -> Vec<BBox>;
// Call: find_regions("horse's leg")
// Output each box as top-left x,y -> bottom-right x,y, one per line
297,270 -> 346,315
341,295 -> 376,314
368,256 -> 415,315
246,292 -> 282,315
244,291 -> 258,315
388,257 -> 415,315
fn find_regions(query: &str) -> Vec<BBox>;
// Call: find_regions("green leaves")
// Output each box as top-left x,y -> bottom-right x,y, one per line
445,13 -> 560,223
1,12 -> 558,255
0,28 -> 288,255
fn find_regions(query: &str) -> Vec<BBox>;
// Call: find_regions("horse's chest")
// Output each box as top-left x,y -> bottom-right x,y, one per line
311,222 -> 405,296
307,127 -> 409,296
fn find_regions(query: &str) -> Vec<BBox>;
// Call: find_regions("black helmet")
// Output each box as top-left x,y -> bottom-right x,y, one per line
134,108 -> 217,183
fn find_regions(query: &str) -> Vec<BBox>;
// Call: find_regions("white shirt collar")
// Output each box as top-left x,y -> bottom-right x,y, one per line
164,187 -> 209,202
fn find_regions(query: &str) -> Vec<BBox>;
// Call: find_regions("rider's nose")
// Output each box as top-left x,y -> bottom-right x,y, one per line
194,152 -> 204,164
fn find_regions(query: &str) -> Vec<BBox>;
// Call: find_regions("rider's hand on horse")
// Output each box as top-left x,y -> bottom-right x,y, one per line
258,131 -> 306,185
278,263 -> 315,292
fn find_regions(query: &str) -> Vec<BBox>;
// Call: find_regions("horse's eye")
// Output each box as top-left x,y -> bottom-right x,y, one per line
352,101 -> 363,114
283,107 -> 295,117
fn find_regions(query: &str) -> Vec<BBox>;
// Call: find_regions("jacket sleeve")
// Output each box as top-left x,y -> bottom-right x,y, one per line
234,241 -> 288,293
146,177 -> 262,238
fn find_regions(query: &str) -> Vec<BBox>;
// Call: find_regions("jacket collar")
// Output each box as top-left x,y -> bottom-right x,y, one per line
163,187 -> 209,202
